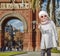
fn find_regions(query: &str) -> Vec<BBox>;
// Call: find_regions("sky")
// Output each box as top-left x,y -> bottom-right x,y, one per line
7,19 -> 24,32
42,0 -> 60,11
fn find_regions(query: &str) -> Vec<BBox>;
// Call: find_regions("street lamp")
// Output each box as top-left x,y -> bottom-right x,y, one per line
32,20 -> 36,30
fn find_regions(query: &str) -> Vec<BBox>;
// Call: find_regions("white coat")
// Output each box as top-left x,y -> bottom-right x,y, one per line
38,20 -> 58,49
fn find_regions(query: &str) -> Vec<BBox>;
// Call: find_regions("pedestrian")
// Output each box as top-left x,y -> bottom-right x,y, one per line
38,11 -> 58,56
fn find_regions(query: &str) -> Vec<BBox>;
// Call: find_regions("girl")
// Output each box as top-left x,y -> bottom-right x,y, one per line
38,11 -> 58,56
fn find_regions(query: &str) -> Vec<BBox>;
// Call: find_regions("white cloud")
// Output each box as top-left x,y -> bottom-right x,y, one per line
7,19 -> 24,32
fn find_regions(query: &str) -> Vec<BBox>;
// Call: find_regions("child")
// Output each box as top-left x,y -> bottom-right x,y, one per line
38,11 -> 58,56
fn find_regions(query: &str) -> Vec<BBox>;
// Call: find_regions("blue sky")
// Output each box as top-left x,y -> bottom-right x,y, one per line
7,19 -> 24,32
42,0 -> 60,11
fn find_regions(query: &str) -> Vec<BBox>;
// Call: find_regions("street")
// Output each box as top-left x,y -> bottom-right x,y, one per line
15,52 -> 60,56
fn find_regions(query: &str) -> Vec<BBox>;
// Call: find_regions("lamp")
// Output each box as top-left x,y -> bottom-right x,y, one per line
32,20 -> 36,30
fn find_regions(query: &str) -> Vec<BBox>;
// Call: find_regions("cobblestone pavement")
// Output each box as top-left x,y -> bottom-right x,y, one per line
15,52 -> 60,56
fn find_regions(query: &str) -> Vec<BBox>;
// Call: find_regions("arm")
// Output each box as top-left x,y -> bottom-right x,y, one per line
51,21 -> 58,41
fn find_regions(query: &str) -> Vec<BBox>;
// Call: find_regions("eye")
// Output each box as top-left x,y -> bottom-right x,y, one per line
44,15 -> 47,17
41,16 -> 43,18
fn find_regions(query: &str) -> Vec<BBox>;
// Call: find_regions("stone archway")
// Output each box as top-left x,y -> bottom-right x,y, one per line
0,12 -> 28,51
0,12 -> 28,31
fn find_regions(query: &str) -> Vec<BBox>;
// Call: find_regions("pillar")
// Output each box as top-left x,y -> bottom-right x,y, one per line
27,30 -> 33,51
35,8 -> 41,51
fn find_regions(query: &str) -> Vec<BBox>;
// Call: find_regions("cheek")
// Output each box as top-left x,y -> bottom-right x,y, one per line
40,18 -> 43,21
46,18 -> 48,20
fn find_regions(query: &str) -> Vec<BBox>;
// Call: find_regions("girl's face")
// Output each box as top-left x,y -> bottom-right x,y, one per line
39,14 -> 48,22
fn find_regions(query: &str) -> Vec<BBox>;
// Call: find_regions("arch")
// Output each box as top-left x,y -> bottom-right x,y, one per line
0,12 -> 28,32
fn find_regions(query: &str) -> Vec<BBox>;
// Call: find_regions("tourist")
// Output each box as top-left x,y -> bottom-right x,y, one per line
38,11 -> 58,56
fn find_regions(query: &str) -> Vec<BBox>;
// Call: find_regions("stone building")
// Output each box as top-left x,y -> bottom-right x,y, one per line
0,0 -> 40,51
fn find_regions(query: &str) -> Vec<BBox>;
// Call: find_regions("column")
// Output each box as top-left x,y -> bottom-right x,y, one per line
28,31 -> 33,51
35,8 -> 41,51
27,9 -> 33,51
